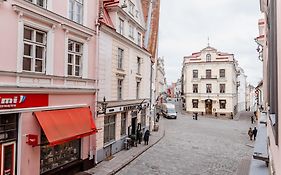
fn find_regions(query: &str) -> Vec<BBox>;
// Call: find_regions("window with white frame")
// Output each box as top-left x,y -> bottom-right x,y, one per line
137,32 -> 142,46
117,79 -> 123,100
192,99 -> 198,108
219,69 -> 225,78
136,82 -> 140,99
68,40 -> 83,76
220,84 -> 225,93
117,48 -> 124,69
193,70 -> 198,78
69,0 -> 84,24
104,115 -> 116,144
118,18 -> 124,35
129,24 -> 134,38
120,113 -> 127,136
219,100 -> 226,109
128,1 -> 134,15
193,84 -> 198,93
23,26 -> 47,73
206,84 -> 212,93
25,0 -> 47,8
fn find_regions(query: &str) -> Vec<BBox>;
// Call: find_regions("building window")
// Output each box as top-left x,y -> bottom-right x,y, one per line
40,133 -> 80,174
136,82 -> 140,99
220,84 -> 225,93
206,54 -> 211,62
206,69 -> 211,79
69,0 -> 83,24
117,48 -> 124,69
68,40 -> 82,76
129,24 -> 134,38
23,26 -> 47,73
0,114 -> 18,144
193,84 -> 198,93
141,109 -> 146,127
192,99 -> 198,108
219,69 -> 225,78
219,100 -> 226,109
104,115 -> 116,144
26,0 -> 47,8
128,1 -> 134,15
120,113 -> 126,136
137,32 -> 142,46
118,18 -> 124,35
193,70 -> 198,78
117,79 -> 123,100
206,84 -> 212,93
137,57 -> 141,74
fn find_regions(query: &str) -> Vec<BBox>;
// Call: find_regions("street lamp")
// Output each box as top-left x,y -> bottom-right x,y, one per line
98,96 -> 108,115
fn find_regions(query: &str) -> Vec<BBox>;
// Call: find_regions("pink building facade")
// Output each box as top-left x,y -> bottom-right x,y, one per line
0,0 -> 99,175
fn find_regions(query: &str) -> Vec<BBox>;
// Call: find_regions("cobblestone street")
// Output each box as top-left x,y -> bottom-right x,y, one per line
116,102 -> 254,175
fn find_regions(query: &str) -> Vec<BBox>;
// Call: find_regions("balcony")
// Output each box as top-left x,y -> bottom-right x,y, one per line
201,75 -> 217,79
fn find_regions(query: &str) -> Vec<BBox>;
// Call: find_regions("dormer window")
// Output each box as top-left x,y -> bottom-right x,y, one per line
206,54 -> 211,62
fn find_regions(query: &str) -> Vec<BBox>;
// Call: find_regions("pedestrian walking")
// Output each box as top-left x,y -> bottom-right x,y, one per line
250,115 -> 255,124
248,127 -> 253,140
144,130 -> 150,145
137,130 -> 143,144
253,127 -> 258,141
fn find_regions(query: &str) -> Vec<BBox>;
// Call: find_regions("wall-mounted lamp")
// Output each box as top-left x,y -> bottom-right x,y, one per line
254,38 -> 264,62
98,96 -> 108,115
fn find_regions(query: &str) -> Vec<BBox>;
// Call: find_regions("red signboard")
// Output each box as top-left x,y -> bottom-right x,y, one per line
0,94 -> 48,110
26,134 -> 38,147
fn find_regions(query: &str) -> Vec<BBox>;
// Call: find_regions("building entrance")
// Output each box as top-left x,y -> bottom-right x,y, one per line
205,99 -> 213,115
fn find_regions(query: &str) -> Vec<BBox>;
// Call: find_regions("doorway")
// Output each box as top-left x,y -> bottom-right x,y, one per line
205,99 -> 213,115
1,142 -> 16,175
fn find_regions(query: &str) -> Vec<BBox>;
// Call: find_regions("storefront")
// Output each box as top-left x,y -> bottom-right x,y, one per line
0,93 -> 97,175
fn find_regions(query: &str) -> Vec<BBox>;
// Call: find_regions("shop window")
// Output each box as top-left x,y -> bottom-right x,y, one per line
0,114 -> 17,143
219,69 -> 225,78
193,84 -> 198,93
40,133 -> 80,174
193,70 -> 198,78
220,84 -> 225,93
192,99 -> 198,108
219,100 -> 226,109
68,40 -> 83,77
206,84 -> 212,93
23,26 -> 46,73
120,113 -> 126,136
104,115 -> 116,144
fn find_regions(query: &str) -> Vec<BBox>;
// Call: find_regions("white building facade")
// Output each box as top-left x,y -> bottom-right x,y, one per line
182,46 -> 238,117
96,0 -> 151,163
237,67 -> 247,112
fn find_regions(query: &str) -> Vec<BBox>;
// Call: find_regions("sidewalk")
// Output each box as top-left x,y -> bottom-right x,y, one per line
79,120 -> 165,175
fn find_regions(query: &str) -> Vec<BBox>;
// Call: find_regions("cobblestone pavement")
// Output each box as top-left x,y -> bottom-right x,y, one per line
116,103 -> 254,175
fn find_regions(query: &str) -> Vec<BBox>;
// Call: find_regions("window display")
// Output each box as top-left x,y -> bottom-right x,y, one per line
40,133 -> 80,174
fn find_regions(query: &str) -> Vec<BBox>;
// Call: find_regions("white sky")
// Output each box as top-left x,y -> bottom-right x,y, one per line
158,0 -> 263,86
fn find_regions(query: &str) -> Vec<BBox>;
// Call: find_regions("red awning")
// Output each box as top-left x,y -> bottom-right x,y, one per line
34,107 -> 97,146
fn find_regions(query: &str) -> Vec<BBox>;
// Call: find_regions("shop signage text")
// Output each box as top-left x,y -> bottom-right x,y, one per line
0,94 -> 48,110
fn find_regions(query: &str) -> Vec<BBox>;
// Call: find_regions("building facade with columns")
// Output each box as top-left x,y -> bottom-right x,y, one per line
96,0 -> 152,163
182,46 -> 238,117
0,0 -> 99,174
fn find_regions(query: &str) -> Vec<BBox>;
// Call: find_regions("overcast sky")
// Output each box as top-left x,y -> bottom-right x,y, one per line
158,0 -> 263,86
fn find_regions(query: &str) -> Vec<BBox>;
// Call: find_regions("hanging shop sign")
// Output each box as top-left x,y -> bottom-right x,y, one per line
0,94 -> 48,110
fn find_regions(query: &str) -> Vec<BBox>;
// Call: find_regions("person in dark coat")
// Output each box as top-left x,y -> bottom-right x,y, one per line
144,130 -> 150,145
137,130 -> 143,144
250,115 -> 255,124
253,127 -> 258,141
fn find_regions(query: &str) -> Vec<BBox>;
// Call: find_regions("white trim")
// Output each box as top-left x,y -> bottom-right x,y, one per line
47,0 -> 52,11
0,104 -> 88,115
23,19 -> 52,32
83,0 -> 88,26
64,32 -> 69,77
17,14 -> 24,73
17,114 -> 22,175
82,41 -> 89,79
46,26 -> 55,75
1,142 -> 16,175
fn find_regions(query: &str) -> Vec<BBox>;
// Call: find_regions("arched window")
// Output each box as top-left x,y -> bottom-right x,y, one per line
206,54 -> 211,62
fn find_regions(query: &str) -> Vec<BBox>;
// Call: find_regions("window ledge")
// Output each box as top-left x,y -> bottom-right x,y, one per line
103,140 -> 116,148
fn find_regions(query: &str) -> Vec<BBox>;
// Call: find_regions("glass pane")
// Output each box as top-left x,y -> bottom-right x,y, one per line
24,28 -> 32,40
36,46 -> 44,58
23,57 -> 32,71
68,41 -> 73,51
68,54 -> 73,63
36,32 -> 44,43
35,59 -> 42,72
68,65 -> 73,75
75,55 -> 80,65
75,66 -> 80,76
3,145 -> 13,171
75,43 -> 81,53
24,44 -> 32,56
37,0 -> 44,7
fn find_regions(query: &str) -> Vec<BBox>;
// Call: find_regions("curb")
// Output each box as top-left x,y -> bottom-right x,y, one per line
108,130 -> 166,175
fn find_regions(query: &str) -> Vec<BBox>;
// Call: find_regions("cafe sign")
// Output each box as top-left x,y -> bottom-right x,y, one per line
0,94 -> 48,109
